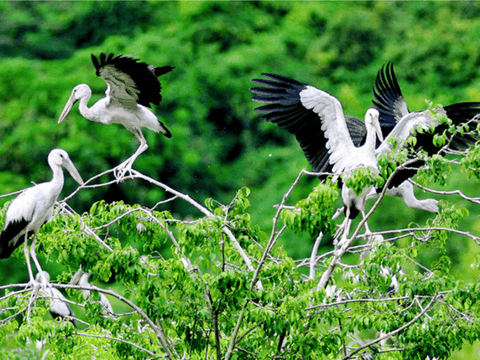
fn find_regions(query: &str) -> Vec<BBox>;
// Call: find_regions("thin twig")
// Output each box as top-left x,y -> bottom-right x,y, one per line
75,331 -> 157,356
341,294 -> 441,360
51,283 -> 174,357
409,179 -> 480,204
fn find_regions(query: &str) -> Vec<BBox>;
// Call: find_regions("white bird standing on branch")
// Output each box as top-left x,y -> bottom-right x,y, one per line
0,149 -> 84,282
58,52 -> 174,179
71,269 -> 114,316
372,62 -> 480,196
36,271 -> 77,327
251,69 -> 480,245
252,74 -> 384,244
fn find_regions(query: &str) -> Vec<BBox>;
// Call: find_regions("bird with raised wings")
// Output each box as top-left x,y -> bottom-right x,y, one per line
251,68 -> 480,247
372,62 -> 480,190
0,149 -> 84,282
58,52 -> 174,180
252,73 -> 384,245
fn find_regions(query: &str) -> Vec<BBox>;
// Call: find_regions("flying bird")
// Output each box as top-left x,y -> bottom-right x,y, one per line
0,149 -> 84,282
58,52 -> 174,179
37,271 -> 77,327
251,73 -> 384,244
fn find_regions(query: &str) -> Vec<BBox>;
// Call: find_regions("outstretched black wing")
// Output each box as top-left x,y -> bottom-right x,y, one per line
372,62 -> 409,135
251,73 -> 367,180
373,62 -> 480,151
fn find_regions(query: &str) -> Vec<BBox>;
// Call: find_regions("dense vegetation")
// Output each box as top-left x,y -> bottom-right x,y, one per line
1,2 -> 480,359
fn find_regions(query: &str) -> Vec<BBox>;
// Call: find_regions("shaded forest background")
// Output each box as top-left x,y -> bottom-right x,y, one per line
1,2 -> 480,358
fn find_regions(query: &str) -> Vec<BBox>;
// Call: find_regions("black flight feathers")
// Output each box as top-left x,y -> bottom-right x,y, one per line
251,67 -> 480,189
371,63 -> 480,189
91,52 -> 175,108
250,73 -> 368,180
372,62 -> 480,150
0,218 -> 31,259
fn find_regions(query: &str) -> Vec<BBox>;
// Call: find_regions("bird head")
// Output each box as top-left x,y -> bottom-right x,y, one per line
36,271 -> 50,285
58,84 -> 91,123
48,149 -> 85,186
365,108 -> 384,143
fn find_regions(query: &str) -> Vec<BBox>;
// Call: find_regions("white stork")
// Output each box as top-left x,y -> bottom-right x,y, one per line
71,268 -> 114,316
58,52 -> 174,179
372,62 -> 480,193
36,271 -> 77,327
250,73 -> 437,215
0,149 -> 84,282
251,74 -> 384,244
251,70 -> 480,243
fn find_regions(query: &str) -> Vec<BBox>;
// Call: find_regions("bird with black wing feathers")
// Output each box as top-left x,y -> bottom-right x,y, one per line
58,53 -> 174,180
251,67 -> 480,246
251,73 -> 384,245
0,149 -> 84,283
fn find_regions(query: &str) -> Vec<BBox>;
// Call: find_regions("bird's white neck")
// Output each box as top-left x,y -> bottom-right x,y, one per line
78,95 -> 97,122
50,164 -> 65,197
363,122 -> 379,155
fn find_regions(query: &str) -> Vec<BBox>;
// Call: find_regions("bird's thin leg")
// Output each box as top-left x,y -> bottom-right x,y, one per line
359,208 -> 384,260
337,218 -> 352,248
334,207 -> 352,247
29,233 -> 43,274
24,232 -> 36,285
361,207 -> 372,238
114,128 -> 148,181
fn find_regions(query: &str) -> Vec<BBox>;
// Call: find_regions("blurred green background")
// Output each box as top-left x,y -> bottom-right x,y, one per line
1,2 -> 480,357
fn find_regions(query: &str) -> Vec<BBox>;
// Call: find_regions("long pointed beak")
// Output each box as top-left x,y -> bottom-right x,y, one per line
64,158 -> 84,185
58,93 -> 78,123
373,117 -> 384,143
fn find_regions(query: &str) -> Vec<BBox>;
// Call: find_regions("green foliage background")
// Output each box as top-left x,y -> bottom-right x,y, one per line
1,2 -> 480,358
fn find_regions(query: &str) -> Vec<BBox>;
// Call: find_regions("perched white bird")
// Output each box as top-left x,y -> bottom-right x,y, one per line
58,52 -> 174,179
251,70 -> 480,243
370,63 -> 480,210
0,149 -> 84,281
36,271 -> 76,327
71,269 -> 113,316
252,73 -> 384,244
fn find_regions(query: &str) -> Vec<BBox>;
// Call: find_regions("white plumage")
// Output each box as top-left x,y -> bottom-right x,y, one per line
0,149 -> 84,281
299,86 -> 383,183
36,271 -> 76,326
71,269 -> 114,316
58,52 -> 174,179
252,74 -> 384,244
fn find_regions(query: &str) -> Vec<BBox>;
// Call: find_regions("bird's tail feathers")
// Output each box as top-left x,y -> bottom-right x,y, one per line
0,241 -> 16,259
0,219 -> 30,259
158,120 -> 172,138
153,66 -> 175,78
